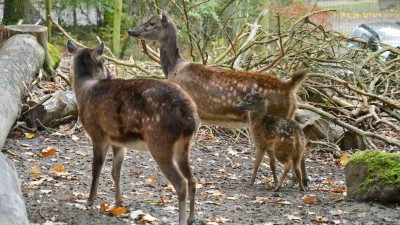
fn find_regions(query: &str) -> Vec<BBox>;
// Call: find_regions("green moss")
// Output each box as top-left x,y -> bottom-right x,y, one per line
347,150 -> 400,191
48,43 -> 62,70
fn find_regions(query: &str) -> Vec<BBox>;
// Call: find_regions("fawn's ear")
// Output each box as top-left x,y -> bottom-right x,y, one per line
67,40 -> 78,54
91,42 -> 104,62
161,11 -> 169,26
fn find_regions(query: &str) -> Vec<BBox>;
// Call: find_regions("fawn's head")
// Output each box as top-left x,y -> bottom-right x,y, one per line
236,90 -> 269,112
128,11 -> 175,41
67,40 -> 110,81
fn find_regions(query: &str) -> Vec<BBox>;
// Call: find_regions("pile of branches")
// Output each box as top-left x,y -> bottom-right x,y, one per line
52,9 -> 400,151
207,9 -> 400,151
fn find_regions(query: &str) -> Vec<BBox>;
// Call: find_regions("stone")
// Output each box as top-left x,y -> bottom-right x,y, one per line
345,150 -> 400,203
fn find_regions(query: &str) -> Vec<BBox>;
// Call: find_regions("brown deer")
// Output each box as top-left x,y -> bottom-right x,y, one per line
236,91 -> 307,191
67,40 -> 200,225
128,12 -> 308,129
129,12 -> 308,185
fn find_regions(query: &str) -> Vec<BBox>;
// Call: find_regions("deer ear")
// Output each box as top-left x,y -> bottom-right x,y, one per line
91,42 -> 104,62
92,42 -> 104,59
161,11 -> 169,26
67,40 -> 78,54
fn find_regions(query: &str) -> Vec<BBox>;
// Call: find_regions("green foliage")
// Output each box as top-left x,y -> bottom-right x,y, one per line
347,150 -> 400,190
48,43 -> 62,70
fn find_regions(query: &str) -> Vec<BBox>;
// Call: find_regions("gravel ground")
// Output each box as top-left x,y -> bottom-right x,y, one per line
3,125 -> 400,225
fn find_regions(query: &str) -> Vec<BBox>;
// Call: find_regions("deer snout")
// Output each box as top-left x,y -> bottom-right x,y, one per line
128,29 -> 140,37
236,102 -> 249,111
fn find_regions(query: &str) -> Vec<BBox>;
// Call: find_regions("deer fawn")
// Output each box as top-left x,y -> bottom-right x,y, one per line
67,40 -> 200,225
128,12 -> 308,129
236,91 -> 307,191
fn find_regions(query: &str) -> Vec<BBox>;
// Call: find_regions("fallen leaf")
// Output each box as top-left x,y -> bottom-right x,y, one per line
41,148 -> 57,157
339,152 -> 349,166
303,195 -> 318,204
110,206 -> 126,215
333,187 -> 346,193
100,202 -> 111,213
28,167 -> 41,174
24,132 -> 35,139
71,135 -> 79,141
14,131 -> 22,136
287,214 -> 302,221
54,164 -> 65,172
149,174 -> 157,181
40,190 -> 52,194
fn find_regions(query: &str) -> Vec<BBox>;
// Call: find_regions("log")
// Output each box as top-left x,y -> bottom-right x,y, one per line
4,24 -> 52,75
0,153 -> 29,225
0,34 -> 45,150
24,90 -> 78,129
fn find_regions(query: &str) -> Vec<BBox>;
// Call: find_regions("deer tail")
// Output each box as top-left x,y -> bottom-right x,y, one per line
288,69 -> 308,90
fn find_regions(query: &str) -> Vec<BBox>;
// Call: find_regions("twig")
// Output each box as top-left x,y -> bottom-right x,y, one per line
50,17 -> 152,75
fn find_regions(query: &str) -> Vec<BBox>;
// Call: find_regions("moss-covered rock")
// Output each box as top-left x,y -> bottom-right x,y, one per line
345,150 -> 400,203
48,43 -> 62,70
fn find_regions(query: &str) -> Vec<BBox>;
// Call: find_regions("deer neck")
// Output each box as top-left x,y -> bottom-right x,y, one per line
159,28 -> 184,77
248,104 -> 269,127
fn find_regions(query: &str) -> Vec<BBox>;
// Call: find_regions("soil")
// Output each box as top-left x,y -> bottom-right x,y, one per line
3,126 -> 400,225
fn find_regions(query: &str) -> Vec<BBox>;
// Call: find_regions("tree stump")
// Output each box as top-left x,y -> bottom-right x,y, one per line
0,34 -> 45,150
4,24 -> 53,75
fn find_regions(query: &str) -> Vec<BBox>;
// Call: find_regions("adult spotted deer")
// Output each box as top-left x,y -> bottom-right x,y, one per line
128,12 -> 308,129
67,40 -> 199,225
237,91 -> 308,191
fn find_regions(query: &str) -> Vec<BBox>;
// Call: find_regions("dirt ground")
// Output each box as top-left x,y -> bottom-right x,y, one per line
3,124 -> 400,225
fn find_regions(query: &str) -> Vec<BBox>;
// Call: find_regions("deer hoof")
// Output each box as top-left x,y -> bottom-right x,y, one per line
85,199 -> 94,207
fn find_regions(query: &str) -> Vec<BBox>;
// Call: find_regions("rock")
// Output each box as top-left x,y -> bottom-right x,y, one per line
339,131 -> 367,151
345,150 -> 400,203
295,109 -> 344,142
0,153 -> 29,225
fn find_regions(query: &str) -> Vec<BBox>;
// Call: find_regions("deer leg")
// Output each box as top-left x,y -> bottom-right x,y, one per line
294,159 -> 305,191
151,145 -> 188,225
274,162 -> 292,192
175,137 -> 196,225
301,156 -> 308,189
251,148 -> 266,185
112,146 -> 126,207
266,150 -> 278,184
86,141 -> 109,207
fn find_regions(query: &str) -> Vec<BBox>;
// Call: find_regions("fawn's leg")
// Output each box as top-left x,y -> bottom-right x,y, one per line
274,162 -> 292,192
112,146 -> 126,207
175,137 -> 196,225
301,156 -> 308,188
266,150 -> 278,184
150,143 -> 188,225
251,148 -> 266,185
86,141 -> 109,206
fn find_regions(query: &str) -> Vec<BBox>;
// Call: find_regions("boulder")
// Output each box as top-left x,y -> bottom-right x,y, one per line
345,150 -> 400,203
295,109 -> 344,142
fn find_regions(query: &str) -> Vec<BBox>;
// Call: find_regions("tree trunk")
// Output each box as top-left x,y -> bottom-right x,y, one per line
0,153 -> 29,225
5,24 -> 53,75
3,0 -> 31,25
112,0 -> 122,57
0,34 -> 45,150
45,0 -> 51,42
24,90 -> 78,129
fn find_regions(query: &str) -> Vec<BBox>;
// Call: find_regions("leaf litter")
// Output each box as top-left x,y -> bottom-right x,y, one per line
4,127 -> 400,224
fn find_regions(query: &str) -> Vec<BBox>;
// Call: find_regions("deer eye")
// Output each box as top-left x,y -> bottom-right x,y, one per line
149,21 -> 155,26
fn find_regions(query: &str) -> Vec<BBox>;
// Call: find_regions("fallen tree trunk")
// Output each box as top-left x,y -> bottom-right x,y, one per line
0,153 -> 29,225
0,34 -> 45,150
23,90 -> 77,129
